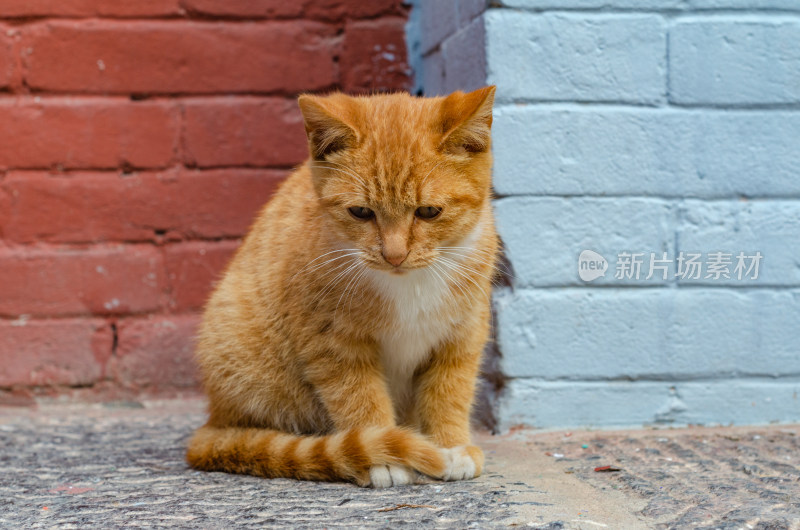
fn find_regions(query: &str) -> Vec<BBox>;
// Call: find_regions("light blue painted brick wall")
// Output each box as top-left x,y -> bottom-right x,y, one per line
414,0 -> 800,429
670,19 -> 800,105
496,288 -> 800,380
492,108 -> 800,196
495,197 -> 676,287
486,12 -> 667,104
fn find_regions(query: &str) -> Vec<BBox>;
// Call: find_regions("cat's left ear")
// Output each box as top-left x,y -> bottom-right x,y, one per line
438,85 -> 496,156
297,94 -> 358,160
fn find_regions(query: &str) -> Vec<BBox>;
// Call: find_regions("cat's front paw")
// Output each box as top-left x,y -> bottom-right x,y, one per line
367,464 -> 417,488
441,445 -> 483,481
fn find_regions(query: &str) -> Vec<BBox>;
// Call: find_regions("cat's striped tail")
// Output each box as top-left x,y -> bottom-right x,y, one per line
186,424 -> 447,487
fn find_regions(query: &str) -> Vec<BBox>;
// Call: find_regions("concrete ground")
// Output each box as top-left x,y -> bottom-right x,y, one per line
1,399 -> 798,529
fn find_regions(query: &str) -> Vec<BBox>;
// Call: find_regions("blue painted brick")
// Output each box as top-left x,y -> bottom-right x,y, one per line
485,11 -> 666,104
498,0 -> 683,8
498,380 -> 674,429
677,200 -> 800,286
492,106 -> 800,197
441,16 -> 487,93
495,288 -> 800,380
677,381 -> 800,425
689,0 -> 800,9
670,19 -> 800,105
422,49 -> 446,96
458,0 -> 488,27
494,197 -> 675,287
421,0 -> 459,54
498,379 -> 800,429
498,0 -> 800,9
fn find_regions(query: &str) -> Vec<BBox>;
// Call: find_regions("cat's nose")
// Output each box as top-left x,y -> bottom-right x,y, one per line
381,228 -> 409,267
382,250 -> 408,267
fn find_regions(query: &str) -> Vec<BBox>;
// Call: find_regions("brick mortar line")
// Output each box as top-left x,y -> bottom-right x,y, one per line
504,375 -> 800,383
175,102 -> 186,168
0,167 -> 294,174
419,13 -> 487,58
173,12 -> 409,24
0,311 -> 201,322
15,92 -> 796,111
5,89 -> 342,99
494,194 -> 800,201
178,163 -> 301,171
503,285 -> 800,291
0,239 -> 242,247
0,95 -> 306,106
485,7 -> 800,17
0,166 -> 295,173
0,236 -> 244,250
494,100 -> 800,111
0,382 -> 204,392
0,14 -> 403,25
0,157 -> 298,168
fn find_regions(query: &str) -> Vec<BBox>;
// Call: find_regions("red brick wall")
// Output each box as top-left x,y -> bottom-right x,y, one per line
0,0 -> 411,404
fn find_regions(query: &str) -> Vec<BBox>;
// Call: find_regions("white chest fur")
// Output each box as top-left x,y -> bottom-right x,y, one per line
368,267 -> 455,415
365,215 -> 487,416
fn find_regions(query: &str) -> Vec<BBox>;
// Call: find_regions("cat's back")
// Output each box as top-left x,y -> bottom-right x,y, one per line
195,164 -> 332,429
207,165 -> 318,298
197,165 -> 320,349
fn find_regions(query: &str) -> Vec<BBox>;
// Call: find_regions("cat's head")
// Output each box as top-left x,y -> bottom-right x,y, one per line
298,87 -> 495,274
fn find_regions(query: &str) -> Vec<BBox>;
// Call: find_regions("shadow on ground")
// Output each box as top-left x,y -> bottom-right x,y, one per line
1,400 -> 798,529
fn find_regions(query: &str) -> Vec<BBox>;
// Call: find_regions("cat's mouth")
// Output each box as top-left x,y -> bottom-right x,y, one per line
363,254 -> 438,274
369,261 -> 424,274
379,262 -> 436,275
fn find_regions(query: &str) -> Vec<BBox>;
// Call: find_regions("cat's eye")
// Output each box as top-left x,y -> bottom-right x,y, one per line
415,206 -> 442,220
348,206 -> 375,220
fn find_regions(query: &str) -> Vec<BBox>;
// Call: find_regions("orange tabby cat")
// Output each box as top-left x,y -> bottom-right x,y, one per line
186,86 -> 499,487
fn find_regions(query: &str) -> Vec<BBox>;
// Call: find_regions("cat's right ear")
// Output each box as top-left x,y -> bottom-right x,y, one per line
437,86 -> 496,157
297,94 -> 358,160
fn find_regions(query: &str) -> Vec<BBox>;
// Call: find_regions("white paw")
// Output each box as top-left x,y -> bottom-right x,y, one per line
441,446 -> 477,481
368,465 -> 415,488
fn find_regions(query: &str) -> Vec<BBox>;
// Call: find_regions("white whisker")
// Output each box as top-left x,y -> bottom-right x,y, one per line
302,252 -> 363,278
291,248 -> 360,283
438,255 -> 495,282
342,263 -> 371,323
438,249 -> 498,270
336,260 -> 365,316
426,261 -> 450,293
437,257 -> 490,300
314,259 -> 362,305
431,261 -> 470,301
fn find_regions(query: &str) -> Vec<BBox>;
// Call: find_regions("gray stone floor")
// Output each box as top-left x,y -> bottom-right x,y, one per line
1,399 -> 798,529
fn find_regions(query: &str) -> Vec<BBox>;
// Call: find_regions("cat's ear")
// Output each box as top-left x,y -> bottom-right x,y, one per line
297,94 -> 358,160
438,85 -> 496,156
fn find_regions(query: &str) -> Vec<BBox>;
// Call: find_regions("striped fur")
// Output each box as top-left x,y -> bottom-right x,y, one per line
187,425 -> 447,486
